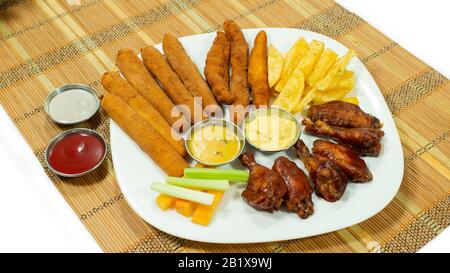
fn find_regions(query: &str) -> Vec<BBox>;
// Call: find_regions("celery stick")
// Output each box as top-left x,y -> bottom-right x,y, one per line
166,177 -> 230,191
150,182 -> 214,205
184,168 -> 249,182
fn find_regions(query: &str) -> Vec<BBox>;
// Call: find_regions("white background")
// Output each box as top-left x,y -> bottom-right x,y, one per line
0,0 -> 448,252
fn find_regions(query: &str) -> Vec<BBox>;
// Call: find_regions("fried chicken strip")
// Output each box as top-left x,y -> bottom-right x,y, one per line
163,33 -> 220,115
308,101 -> 382,129
101,72 -> 186,157
115,48 -> 181,126
248,30 -> 270,107
224,19 -> 250,124
101,93 -> 189,177
204,31 -> 235,104
141,46 -> 200,124
303,118 -> 384,156
312,140 -> 372,182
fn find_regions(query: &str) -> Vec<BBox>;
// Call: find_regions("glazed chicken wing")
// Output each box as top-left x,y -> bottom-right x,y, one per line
303,118 -> 384,157
295,140 -> 347,202
308,101 -> 382,129
239,152 -> 287,211
312,140 -> 372,182
272,156 -> 314,219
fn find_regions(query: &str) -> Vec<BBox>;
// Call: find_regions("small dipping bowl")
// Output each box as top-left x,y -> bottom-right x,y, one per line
185,119 -> 245,166
244,107 -> 301,152
44,84 -> 100,125
45,128 -> 107,177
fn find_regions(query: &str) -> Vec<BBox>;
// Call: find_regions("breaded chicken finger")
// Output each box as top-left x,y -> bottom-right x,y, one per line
101,72 -> 186,157
248,31 -> 270,107
116,49 -> 181,126
224,19 -> 250,124
163,33 -> 220,115
101,93 -> 189,177
204,31 -> 234,104
141,46 -> 200,124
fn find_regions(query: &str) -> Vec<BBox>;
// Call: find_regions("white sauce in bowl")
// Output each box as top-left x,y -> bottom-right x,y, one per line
48,89 -> 98,123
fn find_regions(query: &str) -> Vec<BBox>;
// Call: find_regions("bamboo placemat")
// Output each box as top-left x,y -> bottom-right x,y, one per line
0,0 -> 449,253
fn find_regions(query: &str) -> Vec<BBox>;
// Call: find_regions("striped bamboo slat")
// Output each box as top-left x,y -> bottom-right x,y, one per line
0,0 -> 449,253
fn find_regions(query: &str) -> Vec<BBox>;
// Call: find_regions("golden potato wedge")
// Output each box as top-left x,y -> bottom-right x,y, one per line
332,70 -> 355,91
272,70 -> 305,112
294,40 -> 324,78
268,45 -> 284,88
312,88 -> 352,104
316,49 -> 356,91
274,37 -> 309,92
291,87 -> 317,114
306,48 -> 338,87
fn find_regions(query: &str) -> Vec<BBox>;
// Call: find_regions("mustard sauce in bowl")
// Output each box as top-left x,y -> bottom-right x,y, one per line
244,107 -> 300,151
186,119 -> 245,166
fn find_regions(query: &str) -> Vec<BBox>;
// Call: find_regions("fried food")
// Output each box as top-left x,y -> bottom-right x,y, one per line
268,45 -> 284,88
274,37 -> 309,92
308,100 -> 382,129
316,49 -> 356,91
141,46 -> 200,124
272,156 -> 314,219
204,31 -> 234,104
115,48 -> 181,126
312,140 -> 372,182
101,72 -> 186,157
302,119 -> 384,156
239,152 -> 287,211
272,69 -> 305,112
248,30 -> 270,107
224,19 -> 250,124
306,48 -> 338,87
295,139 -> 347,202
101,93 -> 189,177
294,40 -> 324,78
162,33 -> 220,113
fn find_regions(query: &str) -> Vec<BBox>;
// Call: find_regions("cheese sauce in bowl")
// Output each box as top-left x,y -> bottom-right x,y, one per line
244,107 -> 300,151
186,119 -> 245,166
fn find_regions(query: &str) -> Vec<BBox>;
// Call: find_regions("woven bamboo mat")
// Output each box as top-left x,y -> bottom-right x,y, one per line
0,0 -> 449,253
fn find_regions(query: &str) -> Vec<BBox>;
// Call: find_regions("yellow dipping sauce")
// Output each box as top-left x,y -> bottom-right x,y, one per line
187,124 -> 240,165
245,109 -> 299,151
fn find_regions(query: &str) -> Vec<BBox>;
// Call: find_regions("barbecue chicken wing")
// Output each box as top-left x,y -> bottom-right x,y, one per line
312,140 -> 372,182
302,118 -> 384,156
295,140 -> 347,202
272,156 -> 314,219
308,101 -> 382,129
239,152 -> 287,211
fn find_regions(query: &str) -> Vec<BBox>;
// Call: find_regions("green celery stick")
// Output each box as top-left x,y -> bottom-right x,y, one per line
166,177 -> 230,191
184,168 -> 249,182
150,182 -> 214,205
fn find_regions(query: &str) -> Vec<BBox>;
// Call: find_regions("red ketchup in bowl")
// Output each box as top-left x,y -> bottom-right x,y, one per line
48,131 -> 106,175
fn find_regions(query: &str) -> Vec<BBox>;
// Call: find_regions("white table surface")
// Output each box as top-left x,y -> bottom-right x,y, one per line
0,0 -> 448,253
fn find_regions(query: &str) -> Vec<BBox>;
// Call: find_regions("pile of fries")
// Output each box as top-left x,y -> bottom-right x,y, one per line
269,38 -> 358,114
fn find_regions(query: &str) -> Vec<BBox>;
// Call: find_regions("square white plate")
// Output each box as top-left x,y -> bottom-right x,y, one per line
110,28 -> 404,243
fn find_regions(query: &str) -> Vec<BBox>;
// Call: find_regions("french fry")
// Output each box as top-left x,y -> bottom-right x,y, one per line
268,45 -> 284,88
294,40 -> 324,78
272,70 -> 305,112
316,49 -> 356,91
331,70 -> 355,91
307,49 -> 338,87
274,38 -> 309,92
292,87 -> 317,114
312,88 -> 352,104
341,96 -> 359,105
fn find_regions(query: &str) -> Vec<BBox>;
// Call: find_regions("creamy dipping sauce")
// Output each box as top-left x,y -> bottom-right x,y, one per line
245,109 -> 299,151
187,123 -> 240,165
49,89 -> 98,123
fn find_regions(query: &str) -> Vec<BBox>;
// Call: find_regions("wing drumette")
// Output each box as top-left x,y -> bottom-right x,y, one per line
272,156 -> 314,219
295,140 -> 347,202
239,152 -> 287,211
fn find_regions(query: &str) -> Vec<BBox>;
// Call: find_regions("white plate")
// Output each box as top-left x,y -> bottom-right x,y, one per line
110,28 -> 404,244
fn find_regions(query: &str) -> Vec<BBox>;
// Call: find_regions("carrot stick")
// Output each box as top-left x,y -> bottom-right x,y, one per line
192,190 -> 224,226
